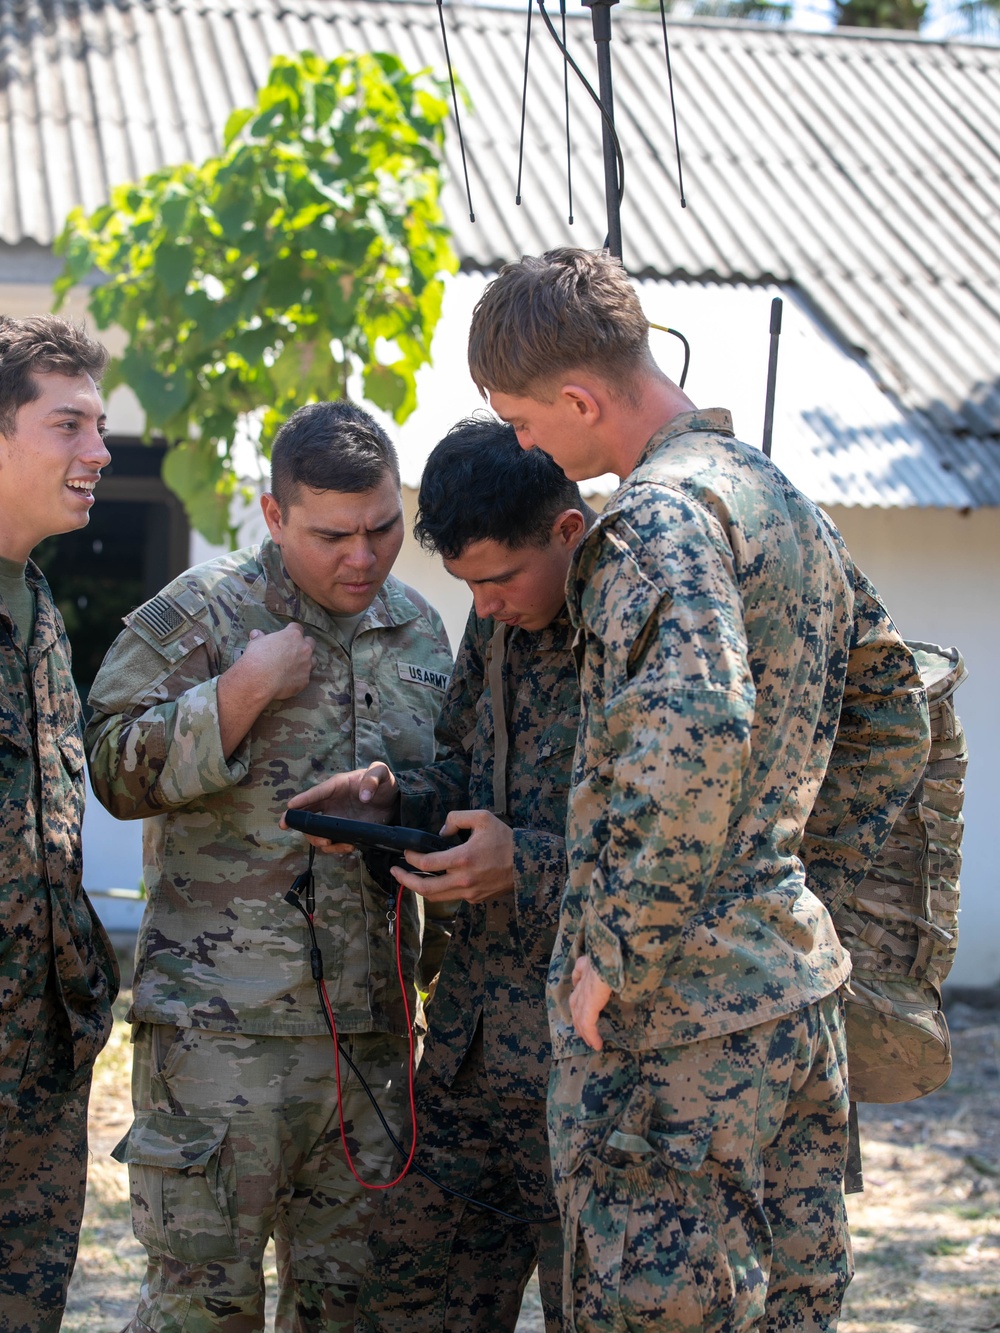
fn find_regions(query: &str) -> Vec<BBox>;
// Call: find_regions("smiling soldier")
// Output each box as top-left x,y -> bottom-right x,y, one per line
85,400 -> 453,1333
0,315 -> 119,1332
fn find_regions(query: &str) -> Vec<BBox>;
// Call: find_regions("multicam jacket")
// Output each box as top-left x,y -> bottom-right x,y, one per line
397,606 -> 579,1100
86,539 -> 452,1038
550,408 -> 904,1057
0,566 -> 118,1110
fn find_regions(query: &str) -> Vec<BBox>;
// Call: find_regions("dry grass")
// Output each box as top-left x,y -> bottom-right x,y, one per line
65,997 -> 1000,1331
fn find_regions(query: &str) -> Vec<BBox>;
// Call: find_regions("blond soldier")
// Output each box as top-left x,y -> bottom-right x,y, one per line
86,401 -> 453,1332
0,315 -> 119,1332
467,249 -> 929,1332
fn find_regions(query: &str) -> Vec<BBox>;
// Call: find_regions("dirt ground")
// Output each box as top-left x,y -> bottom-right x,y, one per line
65,994 -> 1000,1331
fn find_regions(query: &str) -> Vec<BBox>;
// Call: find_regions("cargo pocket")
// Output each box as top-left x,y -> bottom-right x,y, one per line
564,1112 -> 731,1332
112,1110 -> 239,1262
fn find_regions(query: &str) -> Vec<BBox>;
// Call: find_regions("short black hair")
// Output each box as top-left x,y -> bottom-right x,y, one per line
0,315 -> 109,437
415,415 -> 584,560
269,400 -> 400,511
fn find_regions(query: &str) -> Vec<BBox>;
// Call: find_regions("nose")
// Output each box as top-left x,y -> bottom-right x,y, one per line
472,587 -> 504,620
83,428 -> 111,469
342,538 -> 378,572
515,428 -> 535,452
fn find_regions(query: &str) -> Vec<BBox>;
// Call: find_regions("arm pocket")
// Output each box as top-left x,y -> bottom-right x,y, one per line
112,1111 -> 239,1262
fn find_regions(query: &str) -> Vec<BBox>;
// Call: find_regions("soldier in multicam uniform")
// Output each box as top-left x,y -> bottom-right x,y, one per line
287,418 -> 594,1331
85,401 -> 453,1333
467,249 -> 929,1332
0,315 -> 119,1332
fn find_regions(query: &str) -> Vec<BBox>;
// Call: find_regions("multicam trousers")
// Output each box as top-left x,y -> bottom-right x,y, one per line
117,1023 -> 409,1333
0,988 -> 92,1333
547,993 -> 852,1333
356,1023 -> 564,1332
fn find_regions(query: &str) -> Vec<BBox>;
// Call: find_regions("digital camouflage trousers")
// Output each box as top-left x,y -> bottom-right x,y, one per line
0,988 -> 92,1333
356,1022 -> 564,1332
548,993 -> 852,1333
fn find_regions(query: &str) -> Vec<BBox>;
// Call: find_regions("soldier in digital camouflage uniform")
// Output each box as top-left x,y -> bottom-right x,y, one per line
467,249 -> 929,1332
85,401 -> 453,1333
0,315 -> 119,1333
288,418 -> 594,1331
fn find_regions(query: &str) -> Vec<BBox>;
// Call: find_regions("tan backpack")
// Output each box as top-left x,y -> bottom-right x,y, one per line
834,642 -> 967,1103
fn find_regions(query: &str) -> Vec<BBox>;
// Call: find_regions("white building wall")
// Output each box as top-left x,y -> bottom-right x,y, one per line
828,504 -> 1000,988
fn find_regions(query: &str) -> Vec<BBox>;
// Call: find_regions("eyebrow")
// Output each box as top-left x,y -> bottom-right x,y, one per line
45,406 -> 107,421
310,510 -> 403,539
446,564 -> 520,585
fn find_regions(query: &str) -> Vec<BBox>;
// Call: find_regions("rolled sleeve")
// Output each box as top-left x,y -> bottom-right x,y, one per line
88,678 -> 251,819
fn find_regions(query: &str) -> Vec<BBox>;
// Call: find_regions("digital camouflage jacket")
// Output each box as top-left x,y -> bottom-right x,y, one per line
397,606 -> 579,1100
1,566 -> 118,1110
86,539 -> 452,1038
800,570 -> 930,908
550,409 -> 925,1057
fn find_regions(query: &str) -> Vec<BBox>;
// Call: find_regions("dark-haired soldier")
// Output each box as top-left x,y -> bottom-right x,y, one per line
288,418 -> 594,1332
86,401 -> 452,1332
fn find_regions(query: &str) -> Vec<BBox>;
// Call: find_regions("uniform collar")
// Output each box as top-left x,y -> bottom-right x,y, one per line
508,603 -> 575,655
632,408 -> 735,474
22,560 -> 61,655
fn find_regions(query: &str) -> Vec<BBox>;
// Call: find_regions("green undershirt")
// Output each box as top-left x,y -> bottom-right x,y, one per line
0,554 -> 35,650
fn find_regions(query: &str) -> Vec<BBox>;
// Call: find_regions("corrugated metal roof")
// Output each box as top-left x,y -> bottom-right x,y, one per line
0,0 -> 997,504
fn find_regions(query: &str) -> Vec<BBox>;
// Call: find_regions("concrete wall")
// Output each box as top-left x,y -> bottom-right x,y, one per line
828,504 -> 1000,987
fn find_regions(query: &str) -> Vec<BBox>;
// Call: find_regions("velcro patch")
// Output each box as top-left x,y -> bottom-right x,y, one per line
132,595 -> 184,641
398,662 -> 449,692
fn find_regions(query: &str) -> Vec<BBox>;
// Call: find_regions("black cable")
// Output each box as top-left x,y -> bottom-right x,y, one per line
534,0 -> 624,210
560,0 -> 574,226
657,0 -> 687,208
516,0 -> 534,206
670,326 -> 691,389
285,866 -> 558,1226
436,0 -> 476,222
649,321 -> 691,389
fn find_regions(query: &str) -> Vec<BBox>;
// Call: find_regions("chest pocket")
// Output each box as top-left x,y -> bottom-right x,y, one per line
0,702 -> 29,805
376,663 -> 449,770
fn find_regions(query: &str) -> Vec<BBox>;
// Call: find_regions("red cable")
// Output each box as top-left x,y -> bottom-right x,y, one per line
313,882 -> 419,1190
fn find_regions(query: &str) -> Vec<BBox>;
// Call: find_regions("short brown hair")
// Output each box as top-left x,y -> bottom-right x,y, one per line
0,315 -> 110,437
269,399 -> 399,514
467,247 -> 651,401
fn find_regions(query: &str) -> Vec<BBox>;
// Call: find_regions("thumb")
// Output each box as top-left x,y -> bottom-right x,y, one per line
248,628 -> 264,640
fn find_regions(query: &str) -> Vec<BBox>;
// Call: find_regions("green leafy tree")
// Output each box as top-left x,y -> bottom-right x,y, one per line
628,0 -> 791,22
55,51 -> 457,544
629,0 -> 998,34
834,0 -> 925,27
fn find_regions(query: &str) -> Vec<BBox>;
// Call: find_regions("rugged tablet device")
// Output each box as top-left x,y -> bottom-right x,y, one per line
283,809 -> 457,856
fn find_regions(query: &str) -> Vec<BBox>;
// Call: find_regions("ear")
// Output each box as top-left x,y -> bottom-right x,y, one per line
260,492 -> 283,543
558,383 -> 602,425
551,508 -> 588,548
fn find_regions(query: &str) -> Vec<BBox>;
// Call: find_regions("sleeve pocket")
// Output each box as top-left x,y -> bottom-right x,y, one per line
112,1111 -> 239,1262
